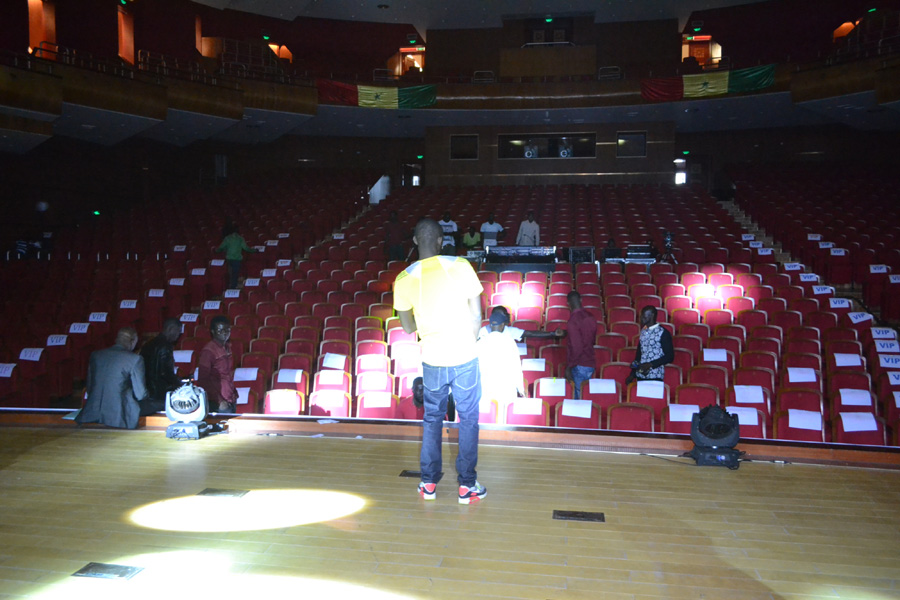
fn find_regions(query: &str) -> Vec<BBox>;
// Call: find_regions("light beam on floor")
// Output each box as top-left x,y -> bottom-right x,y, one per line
128,488 -> 366,532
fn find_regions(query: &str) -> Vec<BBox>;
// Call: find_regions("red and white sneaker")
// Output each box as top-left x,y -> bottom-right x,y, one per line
458,481 -> 487,504
418,482 -> 436,500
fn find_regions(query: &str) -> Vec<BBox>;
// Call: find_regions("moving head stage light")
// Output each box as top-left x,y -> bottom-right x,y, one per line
686,405 -> 743,469
165,380 -> 211,440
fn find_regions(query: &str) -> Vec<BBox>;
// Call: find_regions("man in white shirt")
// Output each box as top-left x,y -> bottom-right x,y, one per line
477,307 -> 565,343
437,212 -> 458,255
480,213 -> 504,248
516,211 -> 540,246
477,310 -> 525,404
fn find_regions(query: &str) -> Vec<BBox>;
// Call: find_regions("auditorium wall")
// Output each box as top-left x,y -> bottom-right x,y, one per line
425,122 -> 676,186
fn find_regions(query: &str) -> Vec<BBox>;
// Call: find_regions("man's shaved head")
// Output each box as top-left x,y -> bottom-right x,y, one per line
414,218 -> 444,259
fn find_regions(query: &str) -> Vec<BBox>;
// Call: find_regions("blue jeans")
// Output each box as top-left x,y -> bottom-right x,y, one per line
571,365 -> 594,399
227,259 -> 242,289
421,357 -> 481,487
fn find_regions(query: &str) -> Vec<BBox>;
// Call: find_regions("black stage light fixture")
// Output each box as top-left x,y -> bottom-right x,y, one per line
686,405 -> 743,469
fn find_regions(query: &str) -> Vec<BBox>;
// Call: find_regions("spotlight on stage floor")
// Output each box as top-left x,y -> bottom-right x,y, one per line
32,550 -> 421,600
129,489 -> 366,532
686,405 -> 743,469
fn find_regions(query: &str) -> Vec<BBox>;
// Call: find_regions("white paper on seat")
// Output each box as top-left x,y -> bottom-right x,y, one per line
265,241 -> 278,248
361,372 -> 390,389
889,372 -> 900,386
749,241 -> 763,249
333,233 -> 345,240
193,367 -> 199,379
46,335 -> 67,347
277,233 -> 290,240
358,355 -> 384,370
561,399 -> 593,419
848,312 -> 872,324
539,378 -> 566,396
89,312 -> 108,322
669,403 -> 699,422
703,348 -> 728,362
757,248 -> 773,256
479,399 -> 495,414
799,273 -> 819,282
253,246 -> 266,252
262,269 -> 277,278
317,369 -> 345,385
839,388 -> 871,407
517,343 -> 528,356
233,368 -> 258,382
148,288 -> 165,297
742,234 -> 755,241
191,268 -> 206,276
315,390 -> 345,406
203,300 -> 221,310
180,313 -> 199,323
880,355 -> 900,369
169,278 -> 185,286
723,407 -> 756,427
829,298 -> 850,309
521,358 -> 546,372
223,289 -> 240,298
276,258 -> 292,266
119,300 -> 137,309
589,378 -> 617,394
277,369 -> 304,383
875,341 -> 900,354
807,234 -> 822,241
512,397 -> 543,415
818,241 -> 834,249
244,278 -> 260,287
833,353 -> 861,367
734,385 -> 764,404
812,286 -> 833,295
893,391 -> 900,409
783,263 -> 802,271
19,348 -> 43,361
0,364 -> 15,377
871,327 -> 897,340
787,367 -> 816,383
172,350 -> 193,364
891,274 -> 900,284
363,391 -> 393,408
173,245 -> 186,252
869,264 -> 888,274
69,323 -> 89,334
236,387 -> 250,405
830,248 -> 847,256
636,380 -> 665,399
788,409 -> 822,431
840,412 -> 877,433
323,353 -> 347,370
210,259 -> 225,267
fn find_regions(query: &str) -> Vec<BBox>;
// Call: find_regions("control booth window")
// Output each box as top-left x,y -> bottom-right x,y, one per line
617,131 -> 647,158
498,133 -> 596,159
450,135 -> 479,160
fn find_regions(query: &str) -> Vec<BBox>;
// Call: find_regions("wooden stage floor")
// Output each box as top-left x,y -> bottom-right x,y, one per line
1,426 -> 899,600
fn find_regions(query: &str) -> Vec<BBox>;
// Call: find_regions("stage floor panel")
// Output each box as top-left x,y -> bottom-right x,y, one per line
0,427 -> 899,600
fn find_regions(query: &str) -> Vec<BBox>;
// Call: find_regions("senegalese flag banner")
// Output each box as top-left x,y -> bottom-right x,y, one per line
317,79 -> 437,109
640,64 -> 775,102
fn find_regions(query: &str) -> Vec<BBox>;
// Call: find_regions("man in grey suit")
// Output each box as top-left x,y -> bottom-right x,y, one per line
76,327 -> 152,429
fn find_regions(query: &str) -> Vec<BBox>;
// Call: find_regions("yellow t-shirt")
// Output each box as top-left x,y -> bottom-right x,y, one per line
393,256 -> 483,367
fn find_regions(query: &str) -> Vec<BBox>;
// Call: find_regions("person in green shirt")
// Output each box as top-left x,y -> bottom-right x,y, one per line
217,227 -> 258,289
461,226 -> 481,253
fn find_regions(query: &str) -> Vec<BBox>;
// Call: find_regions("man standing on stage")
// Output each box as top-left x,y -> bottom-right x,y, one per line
565,291 -> 598,399
394,218 -> 486,504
